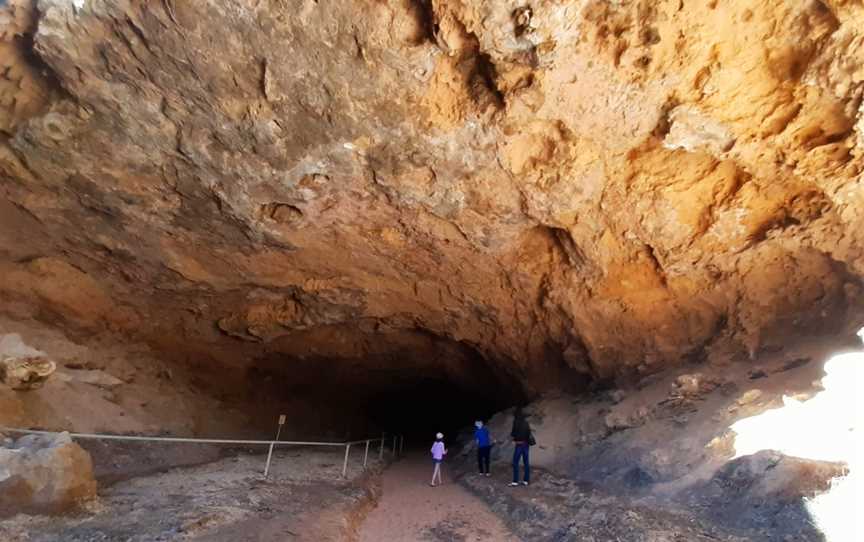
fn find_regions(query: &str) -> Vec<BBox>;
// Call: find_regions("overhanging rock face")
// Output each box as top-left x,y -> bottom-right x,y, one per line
0,0 -> 863,393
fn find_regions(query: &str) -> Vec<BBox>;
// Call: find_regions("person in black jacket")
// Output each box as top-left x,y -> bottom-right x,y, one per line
509,407 -> 531,486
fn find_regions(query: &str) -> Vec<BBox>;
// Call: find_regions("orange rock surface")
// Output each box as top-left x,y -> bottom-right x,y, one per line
0,0 -> 862,396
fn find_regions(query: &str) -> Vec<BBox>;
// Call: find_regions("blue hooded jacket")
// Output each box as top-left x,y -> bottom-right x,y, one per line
474,426 -> 491,447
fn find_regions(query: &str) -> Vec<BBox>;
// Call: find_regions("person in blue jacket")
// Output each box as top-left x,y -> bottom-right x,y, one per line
474,420 -> 492,476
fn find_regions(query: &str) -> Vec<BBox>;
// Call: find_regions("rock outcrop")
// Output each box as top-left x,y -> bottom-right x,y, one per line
0,432 -> 97,514
0,355 -> 56,390
0,333 -> 55,390
464,337 -> 856,540
0,0 -> 862,398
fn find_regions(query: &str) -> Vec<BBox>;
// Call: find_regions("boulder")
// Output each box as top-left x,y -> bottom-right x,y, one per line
605,405 -> 651,430
0,355 -> 56,390
0,432 -> 97,514
56,368 -> 124,389
672,373 -> 720,396
737,389 -> 764,406
698,450 -> 848,535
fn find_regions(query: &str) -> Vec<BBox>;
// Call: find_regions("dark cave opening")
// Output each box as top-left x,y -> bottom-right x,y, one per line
243,331 -> 528,444
364,374 -> 512,444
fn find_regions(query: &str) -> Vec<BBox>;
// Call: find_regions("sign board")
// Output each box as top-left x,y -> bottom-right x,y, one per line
278,414 -> 286,425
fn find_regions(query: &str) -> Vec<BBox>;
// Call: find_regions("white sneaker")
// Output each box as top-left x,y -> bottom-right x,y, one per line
521,481 -> 529,486
509,482 -> 519,487
485,473 -> 491,477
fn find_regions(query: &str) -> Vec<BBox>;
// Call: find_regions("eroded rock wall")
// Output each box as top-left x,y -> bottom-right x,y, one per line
467,337 -> 858,540
0,0 -> 863,394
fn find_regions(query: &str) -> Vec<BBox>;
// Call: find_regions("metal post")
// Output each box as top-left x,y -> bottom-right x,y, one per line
392,435 -> 397,457
342,443 -> 351,478
263,415 -> 285,478
264,442 -> 276,477
379,433 -> 385,460
363,439 -> 370,468
399,435 -> 404,455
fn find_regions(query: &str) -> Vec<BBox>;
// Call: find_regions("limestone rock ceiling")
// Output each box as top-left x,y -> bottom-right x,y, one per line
0,0 -> 863,395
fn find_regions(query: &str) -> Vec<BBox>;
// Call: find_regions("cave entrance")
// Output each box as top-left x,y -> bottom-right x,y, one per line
364,375 -> 510,444
244,329 -> 526,445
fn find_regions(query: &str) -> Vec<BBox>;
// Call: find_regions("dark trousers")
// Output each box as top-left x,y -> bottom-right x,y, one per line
477,445 -> 491,474
512,443 -> 530,482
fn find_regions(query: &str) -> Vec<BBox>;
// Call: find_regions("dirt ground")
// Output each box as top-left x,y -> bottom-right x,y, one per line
459,465 -> 750,542
0,445 -> 382,541
359,453 -> 517,542
0,438 -> 829,542
357,450 -> 756,542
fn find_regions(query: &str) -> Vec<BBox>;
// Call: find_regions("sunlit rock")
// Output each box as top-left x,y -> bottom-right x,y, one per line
0,356 -> 56,391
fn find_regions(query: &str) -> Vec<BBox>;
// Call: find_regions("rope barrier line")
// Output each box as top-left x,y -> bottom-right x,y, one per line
0,426 -> 365,447
0,426 -> 404,478
0,426 -> 341,446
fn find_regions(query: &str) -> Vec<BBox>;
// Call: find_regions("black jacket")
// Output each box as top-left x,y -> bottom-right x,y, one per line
511,417 -> 531,442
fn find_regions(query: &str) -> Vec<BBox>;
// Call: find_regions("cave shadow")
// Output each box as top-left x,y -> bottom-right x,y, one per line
364,375 -> 505,446
242,330 -> 527,446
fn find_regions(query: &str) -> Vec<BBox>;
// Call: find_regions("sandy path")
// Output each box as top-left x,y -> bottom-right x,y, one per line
359,453 -> 519,542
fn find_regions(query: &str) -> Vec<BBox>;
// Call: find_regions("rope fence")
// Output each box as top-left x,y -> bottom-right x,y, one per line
0,425 -> 405,478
